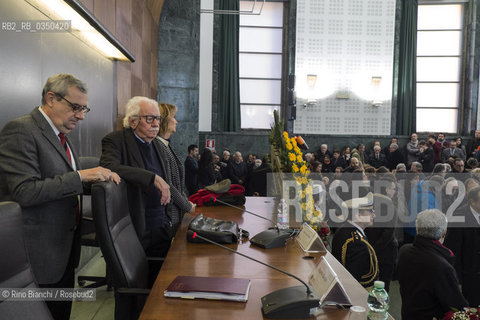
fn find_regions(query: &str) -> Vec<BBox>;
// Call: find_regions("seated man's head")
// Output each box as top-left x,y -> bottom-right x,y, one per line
123,96 -> 160,143
416,209 -> 447,243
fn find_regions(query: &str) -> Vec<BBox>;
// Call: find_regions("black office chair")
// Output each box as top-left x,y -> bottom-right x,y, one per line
91,181 -> 155,320
77,156 -> 112,289
0,202 -> 53,320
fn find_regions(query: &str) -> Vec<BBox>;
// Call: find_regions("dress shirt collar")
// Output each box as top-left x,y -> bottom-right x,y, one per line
39,106 -> 60,137
132,129 -> 149,144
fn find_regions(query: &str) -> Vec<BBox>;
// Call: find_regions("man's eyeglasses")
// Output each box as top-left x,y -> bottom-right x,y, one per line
135,115 -> 162,123
54,93 -> 90,114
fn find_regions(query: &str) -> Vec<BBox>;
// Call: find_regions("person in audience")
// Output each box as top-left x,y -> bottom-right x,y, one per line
452,158 -> 466,175
367,140 -> 382,159
351,144 -> 366,164
468,129 -> 480,156
219,150 -> 231,179
442,139 -> 466,163
343,156 -> 361,173
396,163 -> 407,173
156,102 -> 196,229
456,136 -> 467,156
228,151 -> 248,186
418,140 -> 434,172
331,148 -> 347,169
185,144 -> 199,195
466,157 -> 479,171
445,185 -> 480,306
437,132 -> 448,149
428,134 -> 443,164
0,73 -> 120,319
410,161 -> 423,173
367,145 -> 386,169
386,143 -> 404,171
305,152 -> 314,163
322,154 -> 335,173
406,132 -> 420,168
317,143 -> 332,162
341,146 -> 352,166
383,137 -> 398,157
100,96 -> 176,260
198,148 -> 221,188
250,157 -> 271,196
332,193 -> 378,288
396,209 -> 468,319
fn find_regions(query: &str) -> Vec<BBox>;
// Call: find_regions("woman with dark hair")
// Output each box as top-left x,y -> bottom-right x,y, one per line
156,102 -> 195,231
198,148 -> 222,188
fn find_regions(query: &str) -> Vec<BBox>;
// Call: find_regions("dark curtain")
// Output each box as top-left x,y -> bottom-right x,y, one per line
396,0 -> 418,135
218,0 -> 241,131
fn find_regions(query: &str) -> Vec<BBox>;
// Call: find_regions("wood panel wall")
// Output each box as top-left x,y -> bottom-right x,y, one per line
78,0 -> 164,128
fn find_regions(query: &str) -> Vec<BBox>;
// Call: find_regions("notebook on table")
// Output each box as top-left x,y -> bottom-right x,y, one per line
164,275 -> 251,302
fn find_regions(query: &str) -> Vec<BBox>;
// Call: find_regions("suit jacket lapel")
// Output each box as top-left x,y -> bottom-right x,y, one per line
124,128 -> 146,169
31,108 -> 74,169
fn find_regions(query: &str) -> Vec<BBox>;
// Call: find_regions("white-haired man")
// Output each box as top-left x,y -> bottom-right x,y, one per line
396,209 -> 467,319
100,96 -> 173,260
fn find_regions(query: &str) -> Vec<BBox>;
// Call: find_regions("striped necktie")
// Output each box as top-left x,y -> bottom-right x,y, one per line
58,133 -> 72,164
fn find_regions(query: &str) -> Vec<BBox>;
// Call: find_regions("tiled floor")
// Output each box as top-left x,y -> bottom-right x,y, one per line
71,252 -> 114,320
70,252 -> 403,320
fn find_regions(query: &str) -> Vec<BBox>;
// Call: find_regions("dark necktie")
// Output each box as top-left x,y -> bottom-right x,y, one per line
58,133 -> 72,164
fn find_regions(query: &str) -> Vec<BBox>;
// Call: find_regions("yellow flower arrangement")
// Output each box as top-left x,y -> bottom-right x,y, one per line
269,111 -> 328,240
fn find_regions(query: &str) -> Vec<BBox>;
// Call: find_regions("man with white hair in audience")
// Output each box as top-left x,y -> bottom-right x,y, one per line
317,144 -> 331,162
396,209 -> 467,319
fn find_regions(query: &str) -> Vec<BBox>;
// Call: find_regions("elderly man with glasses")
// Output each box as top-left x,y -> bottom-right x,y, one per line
0,73 -> 120,319
100,96 -> 174,273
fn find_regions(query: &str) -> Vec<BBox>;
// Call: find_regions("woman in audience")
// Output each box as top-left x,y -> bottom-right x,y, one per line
198,148 -> 222,188
457,136 -> 467,156
157,103 -> 195,230
341,146 -> 351,166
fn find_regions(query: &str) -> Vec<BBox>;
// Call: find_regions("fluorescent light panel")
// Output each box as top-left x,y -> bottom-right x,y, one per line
25,0 -> 135,62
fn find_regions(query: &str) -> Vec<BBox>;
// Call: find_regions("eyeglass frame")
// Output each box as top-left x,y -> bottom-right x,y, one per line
133,115 -> 162,124
53,92 -> 90,114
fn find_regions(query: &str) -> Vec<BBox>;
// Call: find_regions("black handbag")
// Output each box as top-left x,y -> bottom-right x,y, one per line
186,214 -> 248,244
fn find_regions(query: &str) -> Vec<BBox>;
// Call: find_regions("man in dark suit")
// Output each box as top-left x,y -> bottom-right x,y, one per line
332,193 -> 378,288
228,151 -> 248,186
100,96 -> 174,259
367,145 -> 386,168
445,186 -> 480,306
442,139 -> 466,163
184,144 -> 199,195
0,73 -> 120,319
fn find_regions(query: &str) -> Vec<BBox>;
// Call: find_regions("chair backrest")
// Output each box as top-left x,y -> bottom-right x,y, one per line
91,181 -> 148,289
0,201 -> 52,319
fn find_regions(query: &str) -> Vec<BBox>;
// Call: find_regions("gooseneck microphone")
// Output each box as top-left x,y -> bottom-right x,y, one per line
210,197 -> 293,249
192,232 -> 319,318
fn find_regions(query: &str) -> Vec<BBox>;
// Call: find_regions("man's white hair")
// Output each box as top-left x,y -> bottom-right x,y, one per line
122,96 -> 158,128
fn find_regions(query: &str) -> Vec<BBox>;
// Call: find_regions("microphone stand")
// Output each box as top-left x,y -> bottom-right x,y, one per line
212,197 -> 293,249
192,232 -> 320,318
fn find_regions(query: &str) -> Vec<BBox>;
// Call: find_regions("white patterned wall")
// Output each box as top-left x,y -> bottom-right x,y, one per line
294,0 -> 396,135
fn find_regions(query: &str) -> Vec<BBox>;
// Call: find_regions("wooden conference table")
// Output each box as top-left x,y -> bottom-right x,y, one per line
139,197 -> 369,320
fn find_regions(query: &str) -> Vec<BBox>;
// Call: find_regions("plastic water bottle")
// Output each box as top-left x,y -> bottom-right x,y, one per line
367,281 -> 390,320
277,199 -> 289,229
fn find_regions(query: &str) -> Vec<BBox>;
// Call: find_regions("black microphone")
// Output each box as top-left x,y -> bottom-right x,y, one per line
191,232 -> 319,319
210,197 -> 293,249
